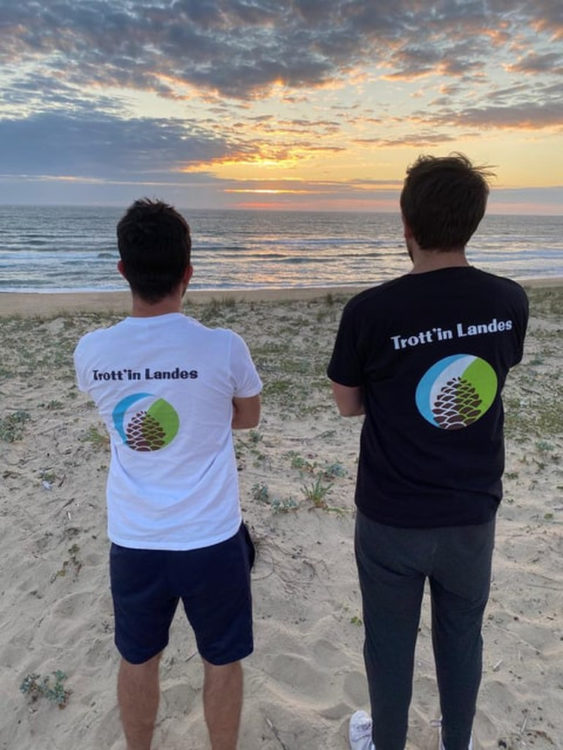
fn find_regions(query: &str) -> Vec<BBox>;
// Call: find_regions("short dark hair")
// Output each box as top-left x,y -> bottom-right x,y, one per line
400,153 -> 494,251
117,198 -> 191,303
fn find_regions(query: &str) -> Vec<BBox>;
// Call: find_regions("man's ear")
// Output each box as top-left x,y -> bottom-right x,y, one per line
117,259 -> 127,279
183,264 -> 193,285
401,214 -> 414,240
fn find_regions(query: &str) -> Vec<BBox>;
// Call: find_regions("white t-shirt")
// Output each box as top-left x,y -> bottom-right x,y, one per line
74,313 -> 262,550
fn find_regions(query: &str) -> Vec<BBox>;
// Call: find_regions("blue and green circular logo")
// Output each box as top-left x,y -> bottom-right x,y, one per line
112,393 -> 179,451
415,355 -> 497,430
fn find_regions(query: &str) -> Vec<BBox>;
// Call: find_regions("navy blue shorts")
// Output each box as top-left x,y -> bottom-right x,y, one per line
109,523 -> 254,665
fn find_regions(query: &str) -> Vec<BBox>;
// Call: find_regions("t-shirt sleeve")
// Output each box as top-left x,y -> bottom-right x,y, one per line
327,301 -> 364,387
229,332 -> 263,397
512,285 -> 529,366
73,336 -> 90,393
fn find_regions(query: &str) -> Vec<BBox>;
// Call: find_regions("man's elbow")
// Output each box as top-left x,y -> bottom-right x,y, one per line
336,403 -> 365,418
231,395 -> 261,429
233,414 -> 260,429
330,382 -> 364,417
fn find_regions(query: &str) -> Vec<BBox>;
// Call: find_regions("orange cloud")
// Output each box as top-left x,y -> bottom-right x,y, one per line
482,27 -> 511,46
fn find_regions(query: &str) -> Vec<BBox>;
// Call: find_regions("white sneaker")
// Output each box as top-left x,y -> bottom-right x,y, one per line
349,710 -> 376,750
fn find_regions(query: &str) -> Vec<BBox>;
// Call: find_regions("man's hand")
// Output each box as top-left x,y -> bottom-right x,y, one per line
330,382 -> 364,417
232,395 -> 261,429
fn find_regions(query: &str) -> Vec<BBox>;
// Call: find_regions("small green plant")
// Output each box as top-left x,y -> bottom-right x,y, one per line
39,467 -> 60,490
536,440 -> 555,452
290,453 -> 316,474
252,482 -> 270,504
45,400 -> 64,410
199,296 -> 236,323
51,544 -> 82,582
302,475 -> 333,508
263,379 -> 292,398
40,468 -> 57,485
350,615 -> 363,626
269,497 -> 299,513
288,453 -> 347,481
20,670 -> 71,708
204,298 -> 222,316
321,462 -> 347,479
251,482 -> 298,513
0,410 -> 31,442
82,425 -> 109,448
252,451 -> 270,468
318,430 -> 337,440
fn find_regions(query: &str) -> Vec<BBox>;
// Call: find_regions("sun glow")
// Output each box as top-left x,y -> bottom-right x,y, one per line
224,188 -> 312,194
1,2 -> 561,211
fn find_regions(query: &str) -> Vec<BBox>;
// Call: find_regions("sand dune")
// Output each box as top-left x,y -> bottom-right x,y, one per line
1,284 -> 561,749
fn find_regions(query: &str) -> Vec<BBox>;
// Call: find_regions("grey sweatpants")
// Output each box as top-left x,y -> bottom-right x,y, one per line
355,511 -> 495,750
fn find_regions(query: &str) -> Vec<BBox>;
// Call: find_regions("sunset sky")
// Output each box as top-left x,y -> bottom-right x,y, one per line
0,0 -> 562,213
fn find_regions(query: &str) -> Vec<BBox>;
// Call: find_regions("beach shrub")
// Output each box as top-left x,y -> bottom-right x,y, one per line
0,410 -> 31,442
20,670 -> 71,708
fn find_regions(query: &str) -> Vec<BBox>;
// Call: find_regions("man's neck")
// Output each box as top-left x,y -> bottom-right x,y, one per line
409,247 -> 469,274
130,292 -> 184,318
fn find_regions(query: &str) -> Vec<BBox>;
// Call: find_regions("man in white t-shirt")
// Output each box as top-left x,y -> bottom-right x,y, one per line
74,199 -> 262,750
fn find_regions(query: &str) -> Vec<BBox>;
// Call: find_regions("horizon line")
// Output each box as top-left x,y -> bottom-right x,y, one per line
0,204 -> 562,218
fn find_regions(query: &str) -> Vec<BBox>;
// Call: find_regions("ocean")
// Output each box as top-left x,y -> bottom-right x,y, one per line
1,206 -> 562,293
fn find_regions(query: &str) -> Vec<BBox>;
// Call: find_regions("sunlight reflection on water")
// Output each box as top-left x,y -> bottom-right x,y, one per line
1,208 -> 562,292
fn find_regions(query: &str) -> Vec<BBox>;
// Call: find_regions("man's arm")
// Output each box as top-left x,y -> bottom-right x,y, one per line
331,382 -> 364,417
232,394 -> 261,429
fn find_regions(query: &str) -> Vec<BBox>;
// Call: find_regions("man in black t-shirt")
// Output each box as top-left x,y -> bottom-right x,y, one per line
328,155 -> 528,750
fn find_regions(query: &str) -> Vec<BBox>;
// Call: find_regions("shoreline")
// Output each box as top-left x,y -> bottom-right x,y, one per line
1,276 -> 562,317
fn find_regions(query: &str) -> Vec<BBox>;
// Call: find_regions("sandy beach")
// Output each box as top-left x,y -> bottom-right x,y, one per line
0,283 -> 561,750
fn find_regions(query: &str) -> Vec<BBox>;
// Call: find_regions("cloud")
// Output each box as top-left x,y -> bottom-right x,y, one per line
382,39 -> 489,82
0,0 -> 561,208
1,0 -> 561,101
354,133 -> 461,147
420,100 -> 563,130
505,51 -> 563,75
0,112 -> 256,177
243,117 -> 342,136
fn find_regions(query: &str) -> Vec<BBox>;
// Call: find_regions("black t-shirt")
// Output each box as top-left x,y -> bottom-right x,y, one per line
327,267 -> 528,528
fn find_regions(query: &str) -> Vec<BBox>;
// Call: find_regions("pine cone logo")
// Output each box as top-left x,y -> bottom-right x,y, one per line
125,410 -> 167,451
432,376 -> 483,430
112,394 -> 179,451
416,355 -> 497,430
